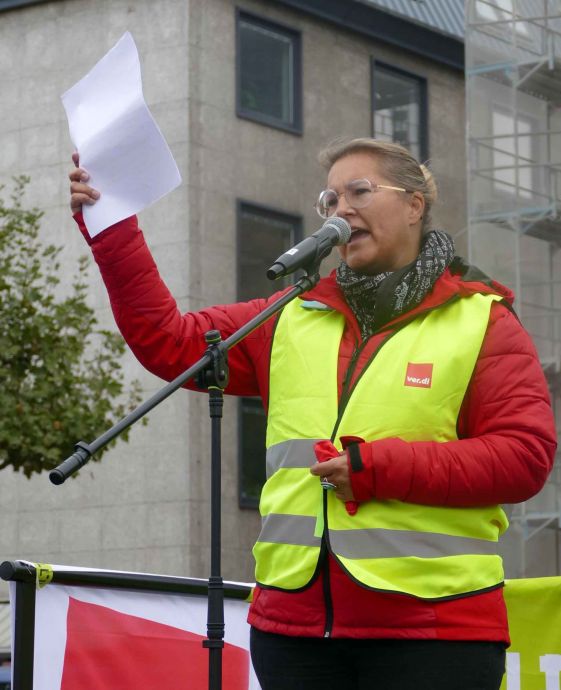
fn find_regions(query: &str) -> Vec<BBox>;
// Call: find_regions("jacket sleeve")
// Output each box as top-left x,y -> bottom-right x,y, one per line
75,213 -> 277,400
349,301 -> 557,507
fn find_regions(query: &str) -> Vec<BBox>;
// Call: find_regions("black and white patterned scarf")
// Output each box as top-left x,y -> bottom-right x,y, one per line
336,230 -> 455,337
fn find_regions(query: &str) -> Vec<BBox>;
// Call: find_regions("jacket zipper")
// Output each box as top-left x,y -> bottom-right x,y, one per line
320,295 -> 461,638
322,337 -> 364,638
330,333 -> 392,444
322,493 -> 334,638
329,339 -> 363,444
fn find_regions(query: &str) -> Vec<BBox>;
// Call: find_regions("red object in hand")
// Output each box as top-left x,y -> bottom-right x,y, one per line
314,439 -> 362,516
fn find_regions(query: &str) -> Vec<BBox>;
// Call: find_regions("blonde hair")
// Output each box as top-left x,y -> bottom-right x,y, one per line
318,138 -> 438,232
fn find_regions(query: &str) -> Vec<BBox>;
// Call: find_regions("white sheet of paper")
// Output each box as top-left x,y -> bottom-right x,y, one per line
61,32 -> 181,237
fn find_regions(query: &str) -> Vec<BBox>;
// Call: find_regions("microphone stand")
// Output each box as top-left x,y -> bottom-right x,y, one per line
49,264 -> 323,690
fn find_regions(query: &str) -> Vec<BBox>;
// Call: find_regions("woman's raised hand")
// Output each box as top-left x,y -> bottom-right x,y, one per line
69,151 -> 100,214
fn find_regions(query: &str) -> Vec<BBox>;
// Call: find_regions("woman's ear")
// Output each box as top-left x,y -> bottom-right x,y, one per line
408,192 -> 425,226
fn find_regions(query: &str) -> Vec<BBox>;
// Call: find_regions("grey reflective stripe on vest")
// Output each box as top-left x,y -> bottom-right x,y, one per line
258,513 -> 322,547
329,528 -> 499,560
266,439 -> 322,479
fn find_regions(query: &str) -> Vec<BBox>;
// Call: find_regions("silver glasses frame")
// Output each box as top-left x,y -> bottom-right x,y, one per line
314,178 -> 410,219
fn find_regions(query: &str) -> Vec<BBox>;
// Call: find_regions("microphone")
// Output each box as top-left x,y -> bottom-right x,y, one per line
267,217 -> 351,280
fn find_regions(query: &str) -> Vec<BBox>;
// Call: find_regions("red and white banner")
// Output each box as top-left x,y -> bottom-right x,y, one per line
13,569 -> 561,689
11,579 -> 259,689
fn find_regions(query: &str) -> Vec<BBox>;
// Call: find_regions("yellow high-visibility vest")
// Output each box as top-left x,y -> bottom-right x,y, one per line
254,292 -> 508,599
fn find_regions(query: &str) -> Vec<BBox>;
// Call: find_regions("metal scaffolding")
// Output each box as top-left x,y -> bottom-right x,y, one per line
465,0 -> 561,577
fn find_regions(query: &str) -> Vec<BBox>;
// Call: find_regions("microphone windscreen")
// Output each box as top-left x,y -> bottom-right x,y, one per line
322,216 -> 351,245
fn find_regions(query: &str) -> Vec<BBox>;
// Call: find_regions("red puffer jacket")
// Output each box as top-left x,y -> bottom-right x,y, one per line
76,213 -> 557,643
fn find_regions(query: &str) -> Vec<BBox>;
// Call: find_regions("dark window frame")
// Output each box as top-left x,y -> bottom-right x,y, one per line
490,103 -> 537,201
236,8 -> 303,135
236,200 -> 303,509
371,60 -> 429,163
237,397 -> 268,510
235,199 -> 303,300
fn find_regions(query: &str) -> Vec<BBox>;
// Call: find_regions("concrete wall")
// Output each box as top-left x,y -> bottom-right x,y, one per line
0,0 -> 196,598
0,0 -> 469,598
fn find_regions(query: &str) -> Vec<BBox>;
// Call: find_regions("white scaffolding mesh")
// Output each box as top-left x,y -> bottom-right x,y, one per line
466,0 -> 561,577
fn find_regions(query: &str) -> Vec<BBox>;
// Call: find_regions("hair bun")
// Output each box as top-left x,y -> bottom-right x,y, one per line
420,164 -> 438,205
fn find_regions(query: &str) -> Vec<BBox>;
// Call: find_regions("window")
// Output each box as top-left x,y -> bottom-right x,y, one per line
238,398 -> 268,509
475,0 -> 530,38
237,202 -> 303,508
372,62 -> 428,162
237,202 -> 303,302
492,108 -> 534,198
236,10 -> 302,133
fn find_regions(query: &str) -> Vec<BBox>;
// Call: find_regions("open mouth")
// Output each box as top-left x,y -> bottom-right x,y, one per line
349,229 -> 370,243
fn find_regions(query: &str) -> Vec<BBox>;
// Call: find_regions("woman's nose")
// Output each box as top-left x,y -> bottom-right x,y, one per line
335,192 -> 355,217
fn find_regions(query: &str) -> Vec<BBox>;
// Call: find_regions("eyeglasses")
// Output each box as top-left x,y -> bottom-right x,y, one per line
315,178 -> 410,219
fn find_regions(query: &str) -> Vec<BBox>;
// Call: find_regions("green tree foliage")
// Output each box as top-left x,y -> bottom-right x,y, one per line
0,177 -> 142,477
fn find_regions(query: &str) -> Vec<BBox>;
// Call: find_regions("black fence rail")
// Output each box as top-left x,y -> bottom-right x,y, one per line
0,560 -> 253,690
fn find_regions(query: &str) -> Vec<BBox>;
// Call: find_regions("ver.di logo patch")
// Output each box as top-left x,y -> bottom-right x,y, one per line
404,363 -> 433,388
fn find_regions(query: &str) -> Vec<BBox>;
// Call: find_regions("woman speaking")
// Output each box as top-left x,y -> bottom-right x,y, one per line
69,138 -> 556,689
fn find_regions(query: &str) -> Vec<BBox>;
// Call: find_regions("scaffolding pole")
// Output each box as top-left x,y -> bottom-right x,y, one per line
466,0 -> 561,577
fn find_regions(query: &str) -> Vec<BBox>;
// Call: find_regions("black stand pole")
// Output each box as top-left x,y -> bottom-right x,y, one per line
48,268 -> 322,690
197,331 -> 228,690
0,561 -> 36,690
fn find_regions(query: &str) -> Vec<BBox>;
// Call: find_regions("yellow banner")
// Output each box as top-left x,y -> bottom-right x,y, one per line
502,577 -> 561,690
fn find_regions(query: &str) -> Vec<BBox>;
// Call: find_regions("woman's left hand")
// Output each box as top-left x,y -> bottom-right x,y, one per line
310,455 -> 355,503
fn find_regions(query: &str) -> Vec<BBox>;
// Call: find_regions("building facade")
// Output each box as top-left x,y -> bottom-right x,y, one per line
0,0 -> 487,605
464,0 -> 561,577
